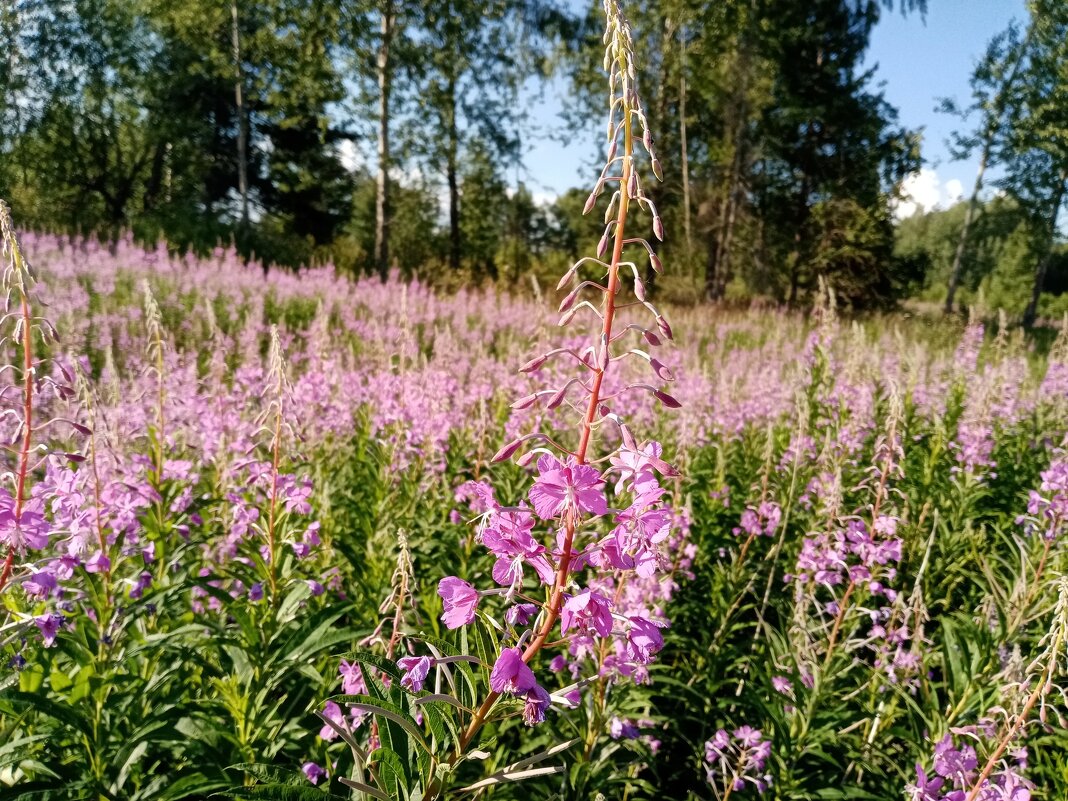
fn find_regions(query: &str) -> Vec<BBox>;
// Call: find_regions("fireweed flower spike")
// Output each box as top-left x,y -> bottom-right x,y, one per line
0,202 -> 78,604
423,0 -> 681,778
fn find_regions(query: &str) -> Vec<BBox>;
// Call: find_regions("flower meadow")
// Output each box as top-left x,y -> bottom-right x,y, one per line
4,214 -> 1068,800
4,6 -> 1068,801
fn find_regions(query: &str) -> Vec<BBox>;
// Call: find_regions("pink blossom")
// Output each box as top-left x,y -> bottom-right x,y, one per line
398,655 -> 432,692
522,684 -> 551,726
489,647 -> 536,695
528,454 -> 607,520
438,577 -> 480,628
561,589 -> 614,637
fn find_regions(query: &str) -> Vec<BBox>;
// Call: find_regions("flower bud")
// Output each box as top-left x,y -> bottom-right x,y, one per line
583,191 -> 599,216
656,315 -> 673,341
511,393 -> 539,410
643,128 -> 653,152
597,229 -> 610,259
651,157 -> 663,182
559,286 -> 581,313
634,276 -> 646,302
642,328 -> 661,347
520,355 -> 548,373
492,438 -> 524,463
652,215 -> 664,241
547,384 -> 569,410
649,252 -> 663,274
604,194 -> 617,225
650,456 -> 680,477
650,358 -> 674,381
653,390 -> 681,409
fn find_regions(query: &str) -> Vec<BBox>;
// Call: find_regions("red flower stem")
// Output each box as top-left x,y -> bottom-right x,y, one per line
266,408 -> 282,603
823,579 -> 856,670
964,675 -> 1045,801
0,549 -> 14,594
456,86 -> 635,756
0,292 -> 35,595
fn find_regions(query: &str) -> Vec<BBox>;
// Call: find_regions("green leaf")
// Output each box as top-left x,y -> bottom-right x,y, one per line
332,695 -> 430,754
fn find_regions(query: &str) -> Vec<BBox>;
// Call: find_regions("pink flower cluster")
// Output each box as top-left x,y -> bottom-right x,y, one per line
791,515 -> 902,601
908,724 -> 1032,801
431,444 -> 684,723
1021,452 -> 1068,541
704,726 -> 773,795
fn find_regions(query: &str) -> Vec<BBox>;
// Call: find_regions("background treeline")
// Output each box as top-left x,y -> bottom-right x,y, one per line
0,0 -> 1065,315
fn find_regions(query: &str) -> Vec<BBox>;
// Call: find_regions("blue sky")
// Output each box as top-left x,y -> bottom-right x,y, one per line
520,0 -> 1029,214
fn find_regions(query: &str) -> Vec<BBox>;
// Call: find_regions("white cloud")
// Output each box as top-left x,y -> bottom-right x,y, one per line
892,168 -> 965,220
945,178 -> 964,204
338,139 -> 362,173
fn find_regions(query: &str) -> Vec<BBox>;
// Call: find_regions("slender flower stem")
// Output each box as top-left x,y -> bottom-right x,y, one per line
0,550 -> 13,594
823,579 -> 856,670
963,666 -> 1049,801
266,406 -> 282,603
0,292 -> 36,595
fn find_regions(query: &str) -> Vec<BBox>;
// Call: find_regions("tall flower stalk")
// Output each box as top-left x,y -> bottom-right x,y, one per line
451,0 -> 673,753
0,201 -> 62,595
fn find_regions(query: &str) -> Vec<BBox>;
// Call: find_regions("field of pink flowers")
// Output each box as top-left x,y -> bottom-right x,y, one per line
1,216 -> 1067,801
